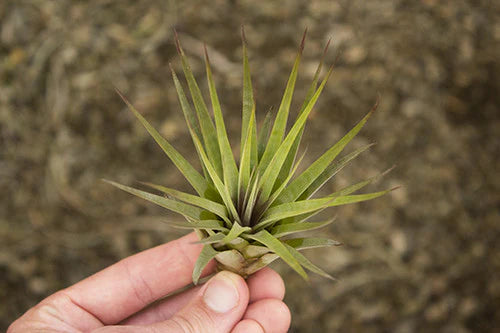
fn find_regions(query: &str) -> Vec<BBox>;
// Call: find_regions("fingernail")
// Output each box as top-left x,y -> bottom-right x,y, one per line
203,271 -> 240,313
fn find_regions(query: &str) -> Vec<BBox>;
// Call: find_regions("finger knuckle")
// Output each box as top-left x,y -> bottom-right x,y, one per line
170,308 -> 215,333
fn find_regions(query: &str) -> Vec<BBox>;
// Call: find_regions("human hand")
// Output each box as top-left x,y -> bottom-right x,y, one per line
8,233 -> 291,332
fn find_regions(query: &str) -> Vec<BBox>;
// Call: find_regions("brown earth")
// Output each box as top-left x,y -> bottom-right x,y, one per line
1,0 -> 499,332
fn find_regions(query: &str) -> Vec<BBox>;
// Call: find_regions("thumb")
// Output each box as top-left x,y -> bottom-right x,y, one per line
154,271 -> 249,333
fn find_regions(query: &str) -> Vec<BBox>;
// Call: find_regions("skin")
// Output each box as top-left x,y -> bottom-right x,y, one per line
8,233 -> 291,333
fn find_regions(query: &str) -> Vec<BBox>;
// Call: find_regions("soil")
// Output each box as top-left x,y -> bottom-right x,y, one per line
1,0 -> 499,332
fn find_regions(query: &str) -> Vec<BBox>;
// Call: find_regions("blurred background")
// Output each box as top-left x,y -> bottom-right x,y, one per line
1,0 -> 499,332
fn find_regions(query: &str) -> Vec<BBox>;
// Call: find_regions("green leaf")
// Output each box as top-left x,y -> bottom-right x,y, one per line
222,222 -> 251,244
256,197 -> 335,230
170,64 -> 203,142
141,182 -> 231,225
169,65 -> 214,187
164,219 -> 228,231
193,244 -> 218,284
284,243 -> 334,280
257,108 -> 274,161
258,188 -> 392,229
246,230 -> 308,280
104,180 -> 214,221
242,172 -> 260,226
258,65 -> 334,202
238,107 -> 255,205
262,149 -> 307,212
275,100 -> 379,205
258,30 -> 306,173
283,169 -> 390,224
273,39 -> 331,192
271,218 -> 335,238
114,89 -> 216,199
254,148 -> 306,223
297,143 -> 375,200
298,38 -> 331,117
194,232 -> 226,244
187,122 -> 240,222
328,166 -> 396,198
285,237 -> 342,250
240,26 -> 258,170
175,32 -> 223,178
204,46 -> 239,201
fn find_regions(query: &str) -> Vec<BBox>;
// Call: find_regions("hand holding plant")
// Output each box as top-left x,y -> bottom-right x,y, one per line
8,233 -> 290,333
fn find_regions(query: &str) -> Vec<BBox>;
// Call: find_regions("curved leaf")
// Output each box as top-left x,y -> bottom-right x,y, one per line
285,238 -> 342,250
194,233 -> 226,244
258,65 -> 334,202
258,30 -> 306,173
175,32 -> 223,177
297,143 -> 375,201
104,180 -> 214,221
271,218 -> 335,238
284,243 -> 334,280
141,182 -> 231,225
257,108 -> 274,161
275,100 -> 379,205
164,219 -> 228,231
273,39 -> 331,191
238,107 -> 255,205
259,188 -> 393,229
241,26 -> 258,170
222,222 -> 251,244
204,47 -> 239,201
246,230 -> 308,280
114,89 -> 215,199
193,244 -> 218,284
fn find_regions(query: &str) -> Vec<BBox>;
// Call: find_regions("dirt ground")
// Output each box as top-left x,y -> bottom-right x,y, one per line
1,0 -> 499,332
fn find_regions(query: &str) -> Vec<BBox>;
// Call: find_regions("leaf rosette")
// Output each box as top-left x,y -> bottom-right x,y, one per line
107,28 -> 394,283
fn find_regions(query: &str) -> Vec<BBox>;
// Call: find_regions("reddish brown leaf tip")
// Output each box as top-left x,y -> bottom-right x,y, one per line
203,43 -> 210,62
382,165 -> 397,176
173,29 -> 183,55
299,27 -> 308,52
168,63 -> 177,76
241,25 -> 248,45
369,95 -> 381,115
323,37 -> 332,53
114,86 -> 128,103
323,38 -> 332,57
390,185 -> 402,192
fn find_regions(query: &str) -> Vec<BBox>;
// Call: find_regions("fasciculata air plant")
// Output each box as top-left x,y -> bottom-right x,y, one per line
106,27 -> 397,284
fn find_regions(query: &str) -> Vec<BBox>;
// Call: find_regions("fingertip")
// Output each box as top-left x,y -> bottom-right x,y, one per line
244,299 -> 291,333
155,271 -> 250,332
247,267 -> 286,302
202,271 -> 249,314
231,319 -> 265,333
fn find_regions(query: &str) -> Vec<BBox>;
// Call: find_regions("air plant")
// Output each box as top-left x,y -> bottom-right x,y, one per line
106,28 -> 395,283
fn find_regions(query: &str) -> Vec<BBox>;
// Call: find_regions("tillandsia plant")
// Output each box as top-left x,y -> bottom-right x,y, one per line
106,28 -> 395,284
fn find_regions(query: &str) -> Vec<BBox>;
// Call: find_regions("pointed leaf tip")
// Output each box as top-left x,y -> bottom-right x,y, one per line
173,29 -> 184,55
382,164 -> 397,177
203,43 -> 209,62
324,38 -> 332,55
114,87 -> 128,103
241,25 -> 248,45
192,245 -> 218,284
300,28 -> 308,51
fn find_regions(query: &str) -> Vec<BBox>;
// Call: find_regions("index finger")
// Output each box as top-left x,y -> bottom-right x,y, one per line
64,232 -> 215,324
